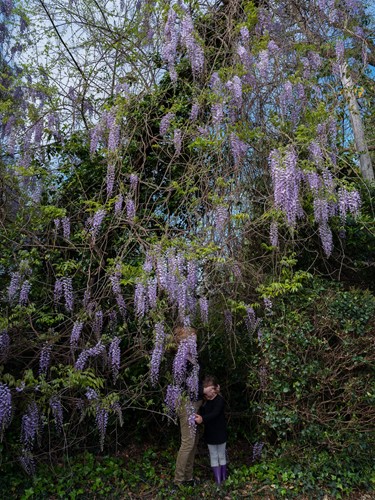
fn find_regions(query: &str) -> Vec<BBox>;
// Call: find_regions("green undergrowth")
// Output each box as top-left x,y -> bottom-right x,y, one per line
1,442 -> 374,499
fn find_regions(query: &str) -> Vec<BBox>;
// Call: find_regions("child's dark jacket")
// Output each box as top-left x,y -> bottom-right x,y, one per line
200,394 -> 227,445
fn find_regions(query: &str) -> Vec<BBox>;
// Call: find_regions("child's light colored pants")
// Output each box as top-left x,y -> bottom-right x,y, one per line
207,442 -> 227,466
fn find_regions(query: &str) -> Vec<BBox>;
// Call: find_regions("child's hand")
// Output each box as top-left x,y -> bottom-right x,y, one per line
195,414 -> 203,424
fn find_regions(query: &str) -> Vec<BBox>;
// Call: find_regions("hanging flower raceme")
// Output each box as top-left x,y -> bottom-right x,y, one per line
8,271 -> 21,301
75,342 -> 106,371
49,397 -> 63,434
134,281 -> 147,318
338,188 -> 361,222
172,335 -> 198,387
257,49 -> 269,80
106,109 -> 120,151
230,133 -> 248,166
129,173 -> 139,191
269,148 -> 303,227
245,306 -> 257,333
173,128 -> 182,155
150,322 -> 165,386
226,75 -> 242,110
95,405 -> 109,451
62,216 -> 71,239
87,209 -> 106,239
70,321 -> 84,352
160,112 -> 175,137
19,450 -> 36,476
0,331 -> 10,361
0,383 -> 12,439
106,164 -> 115,197
108,337 -> 121,383
19,280 -> 31,306
199,297 -> 209,324
114,194 -> 123,215
63,277 -> 74,312
93,310 -> 103,337
224,309 -> 233,334
39,344 -> 52,375
180,11 -> 204,77
165,384 -> 182,416
21,402 -> 40,449
269,221 -> 279,248
161,7 -> 179,83
189,102 -> 199,121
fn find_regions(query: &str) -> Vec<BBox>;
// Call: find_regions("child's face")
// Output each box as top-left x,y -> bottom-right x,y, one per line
204,385 -> 217,400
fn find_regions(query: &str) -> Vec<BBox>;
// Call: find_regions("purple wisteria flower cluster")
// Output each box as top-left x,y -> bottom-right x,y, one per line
54,216 -> 71,239
106,163 -> 115,197
86,209 -> 106,240
0,331 -> 10,361
49,397 -> 63,434
172,335 -> 199,399
180,10 -> 204,77
263,297 -> 273,314
86,387 -> 98,400
160,112 -> 175,137
224,309 -> 233,334
150,322 -> 165,386
230,133 -> 248,166
135,248 -> 207,328
8,270 -> 32,306
93,309 -> 103,337
108,336 -> 121,383
89,108 -> 121,155
161,7 -> 178,83
114,194 -> 123,215
252,441 -> 264,461
19,280 -> 31,306
166,334 -> 199,433
39,344 -> 52,375
269,147 -> 361,257
245,306 -> 257,333
126,197 -> 136,222
70,320 -> 84,353
95,405 -> 109,451
109,265 -> 126,317
165,384 -> 182,416
21,401 -> 40,449
0,383 -> 12,438
54,277 -> 74,311
161,6 -> 205,84
279,80 -> 306,125
269,221 -> 279,248
75,342 -> 106,371
19,450 -> 36,476
269,147 -> 304,227
199,297 -> 209,324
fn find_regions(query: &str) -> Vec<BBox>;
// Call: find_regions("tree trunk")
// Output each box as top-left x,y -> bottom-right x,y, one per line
339,62 -> 374,182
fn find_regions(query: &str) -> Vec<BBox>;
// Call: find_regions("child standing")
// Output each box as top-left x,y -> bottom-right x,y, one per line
195,375 -> 227,485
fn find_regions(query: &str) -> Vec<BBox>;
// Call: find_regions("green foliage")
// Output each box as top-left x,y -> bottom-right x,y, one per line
252,278 -> 375,455
1,443 -> 373,499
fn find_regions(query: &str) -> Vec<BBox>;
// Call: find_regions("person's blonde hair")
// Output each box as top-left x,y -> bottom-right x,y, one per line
173,326 -> 197,344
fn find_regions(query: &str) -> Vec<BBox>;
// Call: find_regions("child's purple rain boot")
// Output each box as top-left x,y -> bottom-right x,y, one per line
212,466 -> 222,484
220,464 -> 227,482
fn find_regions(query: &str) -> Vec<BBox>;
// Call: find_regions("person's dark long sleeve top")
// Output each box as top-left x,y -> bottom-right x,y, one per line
200,394 -> 227,445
